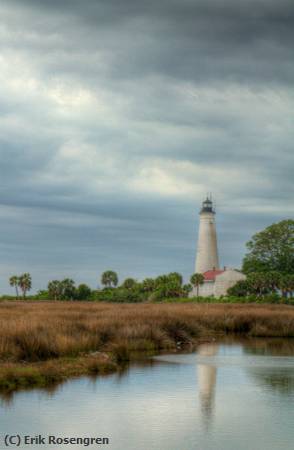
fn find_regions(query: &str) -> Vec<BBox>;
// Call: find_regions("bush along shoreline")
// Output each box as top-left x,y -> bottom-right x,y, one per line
1,302 -> 294,394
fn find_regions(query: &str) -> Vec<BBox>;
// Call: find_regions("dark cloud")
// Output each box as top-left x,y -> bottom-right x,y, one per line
0,0 -> 293,292
4,0 -> 294,85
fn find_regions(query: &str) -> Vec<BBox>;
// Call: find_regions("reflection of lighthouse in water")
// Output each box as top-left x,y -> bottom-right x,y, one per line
197,344 -> 219,428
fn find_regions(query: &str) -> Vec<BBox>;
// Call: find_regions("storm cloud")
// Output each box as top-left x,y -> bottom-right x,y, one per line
0,0 -> 293,291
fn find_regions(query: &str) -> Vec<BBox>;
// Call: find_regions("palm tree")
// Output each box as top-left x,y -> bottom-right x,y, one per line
101,271 -> 118,288
168,272 -> 183,286
142,278 -> 156,292
190,273 -> 204,297
48,280 -> 62,301
9,275 -> 20,299
122,278 -> 136,289
18,273 -> 32,299
61,279 -> 76,300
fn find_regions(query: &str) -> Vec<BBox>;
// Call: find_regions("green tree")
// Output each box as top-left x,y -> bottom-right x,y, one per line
9,275 -> 20,299
155,274 -> 169,287
48,280 -> 62,301
142,278 -> 156,292
278,274 -> 294,299
101,271 -> 118,288
36,290 -> 49,300
61,279 -> 76,300
154,273 -> 182,287
227,280 -> 250,297
182,283 -> 193,296
155,279 -> 182,298
76,283 -> 92,300
153,273 -> 183,299
18,273 -> 32,299
287,275 -> 294,298
264,271 -> 281,293
190,273 -> 204,297
168,272 -> 183,286
122,278 -> 136,289
243,219 -> 294,274
247,273 -> 268,297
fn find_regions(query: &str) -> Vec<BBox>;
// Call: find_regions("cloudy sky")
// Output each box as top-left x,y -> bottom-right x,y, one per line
0,0 -> 293,292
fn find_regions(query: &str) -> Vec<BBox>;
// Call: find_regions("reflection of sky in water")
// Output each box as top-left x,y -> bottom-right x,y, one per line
1,341 -> 294,450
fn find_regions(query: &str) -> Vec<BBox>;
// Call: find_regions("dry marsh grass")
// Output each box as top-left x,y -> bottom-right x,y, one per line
0,302 -> 294,365
0,301 -> 294,392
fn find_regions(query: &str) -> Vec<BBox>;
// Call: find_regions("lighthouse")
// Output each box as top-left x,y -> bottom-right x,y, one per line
191,197 -> 246,297
195,197 -> 220,274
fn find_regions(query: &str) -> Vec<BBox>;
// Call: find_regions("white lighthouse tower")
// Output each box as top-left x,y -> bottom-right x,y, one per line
195,197 -> 220,273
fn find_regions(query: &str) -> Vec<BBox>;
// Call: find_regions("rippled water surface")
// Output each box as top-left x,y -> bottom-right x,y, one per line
1,339 -> 294,450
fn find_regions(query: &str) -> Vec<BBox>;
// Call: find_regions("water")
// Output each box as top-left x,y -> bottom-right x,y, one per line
1,339 -> 294,450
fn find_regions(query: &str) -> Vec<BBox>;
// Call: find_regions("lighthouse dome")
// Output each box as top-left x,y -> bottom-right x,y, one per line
200,197 -> 215,214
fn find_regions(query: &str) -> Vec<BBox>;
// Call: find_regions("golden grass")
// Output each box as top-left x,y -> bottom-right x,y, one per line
0,301 -> 293,392
0,301 -> 294,361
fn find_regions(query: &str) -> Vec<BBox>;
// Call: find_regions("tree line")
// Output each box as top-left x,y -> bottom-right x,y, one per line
6,271 -> 204,302
6,219 -> 293,302
7,269 -> 293,302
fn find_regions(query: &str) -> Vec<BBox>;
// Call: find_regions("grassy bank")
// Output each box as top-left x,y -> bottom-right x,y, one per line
0,302 -> 294,392
0,353 -> 117,393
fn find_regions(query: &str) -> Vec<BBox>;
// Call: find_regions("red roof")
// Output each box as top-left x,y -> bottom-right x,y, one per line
203,269 -> 224,281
